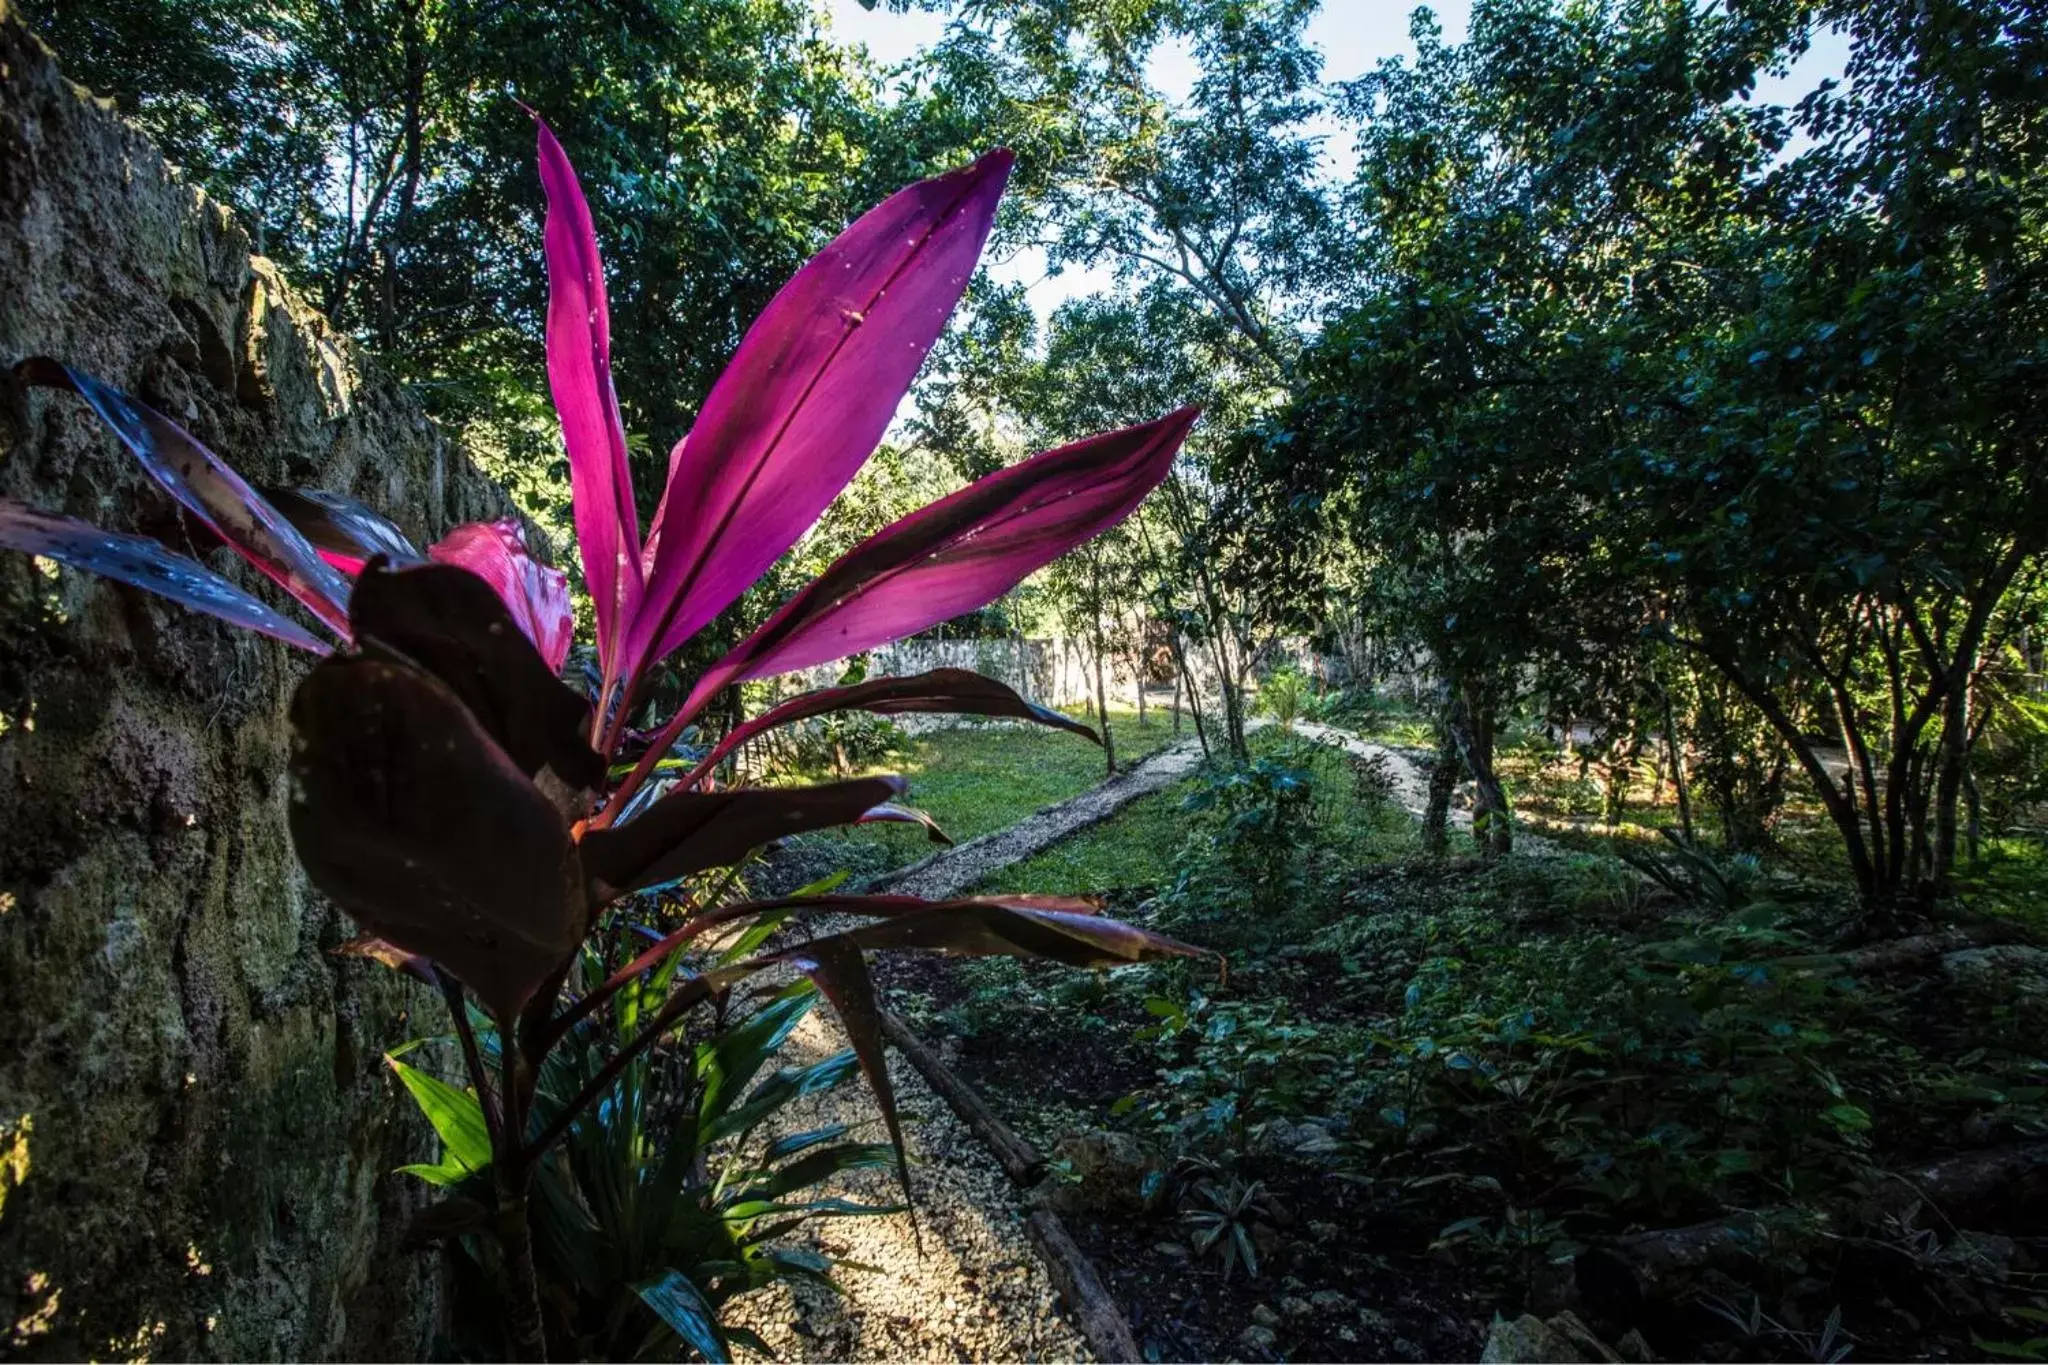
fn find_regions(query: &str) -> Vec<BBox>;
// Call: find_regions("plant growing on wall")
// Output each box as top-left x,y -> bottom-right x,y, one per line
0,114 -> 1199,1360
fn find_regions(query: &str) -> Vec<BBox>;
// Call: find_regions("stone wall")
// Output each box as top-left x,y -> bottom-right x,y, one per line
0,7 -> 524,1357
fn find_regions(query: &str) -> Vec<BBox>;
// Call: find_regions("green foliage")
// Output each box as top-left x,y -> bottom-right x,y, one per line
1170,752 -> 1317,913
396,977 -> 895,1361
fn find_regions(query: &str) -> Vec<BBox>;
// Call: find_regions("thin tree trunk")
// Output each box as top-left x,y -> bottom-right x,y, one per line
1661,689 -> 1695,844
1170,632 -> 1210,758
1423,717 -> 1458,857
1932,682 -> 1970,885
1134,641 -> 1147,728
1172,671 -> 1183,735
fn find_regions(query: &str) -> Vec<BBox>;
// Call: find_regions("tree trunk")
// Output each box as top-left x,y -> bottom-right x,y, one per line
1092,635 -> 1116,775
1171,670 -> 1183,735
1932,681 -> 1970,886
1447,687 -> 1511,858
1423,714 -> 1458,857
1660,688 -> 1695,843
1134,642 -> 1147,728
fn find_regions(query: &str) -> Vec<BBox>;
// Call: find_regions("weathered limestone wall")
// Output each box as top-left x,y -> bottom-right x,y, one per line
0,6 -> 523,1357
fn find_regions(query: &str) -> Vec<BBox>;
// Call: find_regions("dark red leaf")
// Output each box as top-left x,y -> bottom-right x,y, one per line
579,776 -> 906,898
788,941 -> 911,1208
738,893 -> 1204,968
347,560 -> 604,795
857,802 -> 953,845
0,499 -> 329,652
288,654 -> 585,1019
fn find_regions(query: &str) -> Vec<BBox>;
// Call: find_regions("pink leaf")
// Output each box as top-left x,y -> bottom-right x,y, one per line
23,360 -> 353,637
0,499 -> 330,653
534,115 -> 640,673
426,520 -> 575,674
683,408 -> 1195,715
626,149 -> 1014,680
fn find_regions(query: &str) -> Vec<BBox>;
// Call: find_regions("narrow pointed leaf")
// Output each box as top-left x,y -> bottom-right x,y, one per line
288,654 -> 585,1018
822,900 -> 1204,967
764,1123 -> 852,1162
263,486 -> 422,575
426,519 -> 574,674
791,941 -> 911,1210
387,1056 -> 493,1180
633,1271 -> 729,1364
580,776 -> 906,898
0,499 -> 328,652
747,1143 -> 896,1201
348,560 -> 602,793
696,984 -> 815,1128
534,115 -> 640,670
729,893 -> 1205,969
23,359 -> 353,635
686,668 -> 1098,781
858,801 -> 953,845
629,149 -> 1015,676
708,1051 -> 859,1144
682,409 -> 1196,716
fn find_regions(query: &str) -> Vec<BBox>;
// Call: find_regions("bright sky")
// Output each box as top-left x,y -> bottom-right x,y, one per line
819,0 -> 1847,320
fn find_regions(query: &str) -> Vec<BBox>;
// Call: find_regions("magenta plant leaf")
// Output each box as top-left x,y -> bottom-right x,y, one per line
426,520 -> 574,674
0,499 -> 329,652
288,653 -> 586,1019
534,116 -> 640,672
264,486 -> 423,575
579,775 -> 907,898
22,359 -> 353,637
683,668 -> 1098,783
680,408 -> 1197,716
626,149 -> 1015,680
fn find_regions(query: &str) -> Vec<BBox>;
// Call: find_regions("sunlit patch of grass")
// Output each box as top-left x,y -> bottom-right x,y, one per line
976,785 -> 1195,897
787,704 -> 1185,869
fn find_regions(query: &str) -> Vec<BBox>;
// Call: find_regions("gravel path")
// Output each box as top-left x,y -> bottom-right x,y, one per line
721,1002 -> 1092,1362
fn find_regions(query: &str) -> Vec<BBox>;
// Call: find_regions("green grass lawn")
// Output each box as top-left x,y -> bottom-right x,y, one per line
979,723 -> 1418,899
785,702 -> 1186,870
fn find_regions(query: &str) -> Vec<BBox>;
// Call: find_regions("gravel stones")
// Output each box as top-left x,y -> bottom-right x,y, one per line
720,1008 -> 1093,1361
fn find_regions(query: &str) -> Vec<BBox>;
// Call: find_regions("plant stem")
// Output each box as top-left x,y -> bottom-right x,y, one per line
493,1158 -> 547,1362
495,1020 -> 546,1361
440,973 -> 500,1146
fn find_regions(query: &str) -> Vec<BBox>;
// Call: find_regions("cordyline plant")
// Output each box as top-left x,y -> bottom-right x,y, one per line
0,114 -> 1199,1359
